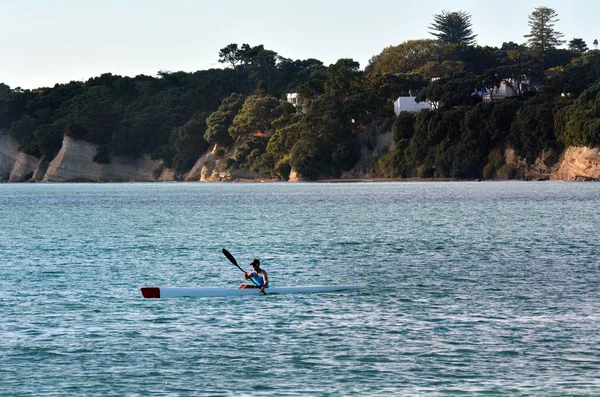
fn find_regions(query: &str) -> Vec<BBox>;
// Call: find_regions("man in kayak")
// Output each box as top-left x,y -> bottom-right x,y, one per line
238,259 -> 269,292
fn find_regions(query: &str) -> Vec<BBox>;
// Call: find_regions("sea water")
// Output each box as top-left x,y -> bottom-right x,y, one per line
1,181 -> 599,396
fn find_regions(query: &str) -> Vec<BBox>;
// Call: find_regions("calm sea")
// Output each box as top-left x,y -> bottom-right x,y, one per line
1,182 -> 599,396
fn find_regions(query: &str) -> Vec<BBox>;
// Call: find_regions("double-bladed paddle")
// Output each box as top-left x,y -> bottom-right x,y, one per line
222,248 -> 267,295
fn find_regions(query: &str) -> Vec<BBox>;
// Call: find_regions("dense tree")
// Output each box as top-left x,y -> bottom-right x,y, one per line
555,83 -> 600,147
367,39 -> 457,76
228,95 -> 294,141
545,51 -> 600,97
524,7 -> 565,52
288,93 -> 360,178
172,112 -> 210,174
218,44 -> 244,69
569,38 -> 588,52
325,58 -> 363,98
429,10 -> 477,46
510,97 -> 562,162
204,93 -> 245,147
6,25 -> 600,183
416,72 -> 481,108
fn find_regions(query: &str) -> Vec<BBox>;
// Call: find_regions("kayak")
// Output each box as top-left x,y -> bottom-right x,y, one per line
141,285 -> 360,298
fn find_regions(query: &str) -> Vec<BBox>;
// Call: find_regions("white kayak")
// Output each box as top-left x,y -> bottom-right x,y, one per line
141,285 -> 360,298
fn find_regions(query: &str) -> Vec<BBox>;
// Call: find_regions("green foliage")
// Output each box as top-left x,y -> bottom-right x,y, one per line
214,147 -> 227,158
273,157 -> 292,180
393,112 -> 416,143
234,136 -> 269,170
0,84 -> 30,129
370,74 -> 428,104
569,38 -> 588,52
510,97 -> 562,162
429,10 -> 477,46
325,59 -> 363,98
382,101 -> 525,179
172,112 -> 210,174
205,93 -> 245,147
524,7 -> 565,52
555,83 -> 600,147
545,51 -> 600,97
5,29 -> 600,183
416,73 -> 480,108
229,95 -> 294,141
368,40 -> 457,76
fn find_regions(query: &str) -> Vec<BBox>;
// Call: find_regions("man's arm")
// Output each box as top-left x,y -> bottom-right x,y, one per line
259,271 -> 268,292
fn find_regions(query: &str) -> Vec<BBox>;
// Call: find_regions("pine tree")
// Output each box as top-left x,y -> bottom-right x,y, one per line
594,39 -> 599,50
429,10 -> 477,46
568,38 -> 588,52
523,7 -> 565,52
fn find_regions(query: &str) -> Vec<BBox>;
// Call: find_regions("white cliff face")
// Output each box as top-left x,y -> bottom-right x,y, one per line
43,136 -> 172,182
9,152 -> 39,182
185,150 -> 215,181
184,145 -> 260,182
288,168 -> 304,182
0,132 -> 20,181
31,160 -> 50,182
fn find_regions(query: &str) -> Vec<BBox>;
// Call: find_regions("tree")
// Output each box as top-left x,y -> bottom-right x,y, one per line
228,95 -> 293,141
429,10 -> 477,46
172,112 -> 210,174
325,58 -> 362,98
416,73 -> 481,109
368,39 -> 457,75
568,38 -> 588,52
594,39 -> 599,50
218,44 -> 243,69
205,93 -> 245,146
524,7 -> 565,52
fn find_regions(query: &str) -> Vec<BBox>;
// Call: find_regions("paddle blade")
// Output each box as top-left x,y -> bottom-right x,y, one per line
222,248 -> 238,266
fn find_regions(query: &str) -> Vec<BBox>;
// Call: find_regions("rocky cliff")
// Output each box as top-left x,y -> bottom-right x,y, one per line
9,152 -> 39,182
2,130 -> 600,182
551,147 -> 600,181
184,145 -> 260,182
43,136 -> 171,182
0,132 -> 20,181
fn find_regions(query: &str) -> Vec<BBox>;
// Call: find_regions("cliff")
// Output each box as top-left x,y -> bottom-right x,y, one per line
184,145 -> 260,182
551,147 -> 600,181
43,136 -> 172,182
342,124 -> 395,179
9,152 -> 39,182
3,129 -> 600,182
0,132 -> 20,181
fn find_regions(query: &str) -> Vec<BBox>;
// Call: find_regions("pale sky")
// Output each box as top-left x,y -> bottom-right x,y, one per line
1,0 -> 598,89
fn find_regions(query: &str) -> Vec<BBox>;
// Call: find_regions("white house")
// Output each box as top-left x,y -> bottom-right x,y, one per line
481,72 -> 557,102
287,93 -> 300,106
482,79 -> 520,102
393,89 -> 436,115
286,92 -> 307,113
394,97 -> 432,115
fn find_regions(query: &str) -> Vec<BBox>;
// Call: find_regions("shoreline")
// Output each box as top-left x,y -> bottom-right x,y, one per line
3,177 -> 594,184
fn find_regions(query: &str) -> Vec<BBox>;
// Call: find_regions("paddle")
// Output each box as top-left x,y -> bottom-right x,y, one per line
222,248 -> 267,295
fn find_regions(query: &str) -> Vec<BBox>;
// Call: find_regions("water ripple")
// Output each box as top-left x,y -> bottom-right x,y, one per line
1,182 -> 599,395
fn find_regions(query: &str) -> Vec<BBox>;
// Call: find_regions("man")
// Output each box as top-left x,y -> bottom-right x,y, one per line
238,259 -> 269,292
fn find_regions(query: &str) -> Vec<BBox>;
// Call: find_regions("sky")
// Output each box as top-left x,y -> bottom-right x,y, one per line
1,0 -> 599,89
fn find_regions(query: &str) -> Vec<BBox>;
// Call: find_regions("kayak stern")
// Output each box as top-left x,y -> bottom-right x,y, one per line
141,287 -> 160,299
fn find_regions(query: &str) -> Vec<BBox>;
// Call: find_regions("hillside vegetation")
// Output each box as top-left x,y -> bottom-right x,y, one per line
2,7 -> 600,180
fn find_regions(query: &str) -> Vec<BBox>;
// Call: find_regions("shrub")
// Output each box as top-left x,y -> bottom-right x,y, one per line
214,147 -> 227,158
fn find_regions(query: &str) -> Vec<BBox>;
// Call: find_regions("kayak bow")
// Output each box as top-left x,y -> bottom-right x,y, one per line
141,285 -> 359,298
